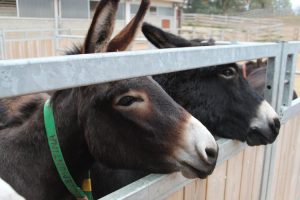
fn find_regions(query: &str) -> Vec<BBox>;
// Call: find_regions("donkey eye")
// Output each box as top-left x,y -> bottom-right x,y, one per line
117,96 -> 143,106
219,67 -> 236,79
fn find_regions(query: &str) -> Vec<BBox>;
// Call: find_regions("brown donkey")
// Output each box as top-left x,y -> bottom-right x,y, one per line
0,0 -> 218,199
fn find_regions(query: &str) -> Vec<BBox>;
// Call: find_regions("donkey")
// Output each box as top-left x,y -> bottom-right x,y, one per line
87,24 -> 285,199
142,22 -> 280,145
0,178 -> 25,200
0,1 -> 218,199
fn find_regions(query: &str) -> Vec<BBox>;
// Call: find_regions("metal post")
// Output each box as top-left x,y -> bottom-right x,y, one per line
87,0 -> 91,19
16,0 -> 20,17
267,43 -> 298,200
260,42 -> 299,200
0,30 -> 4,60
0,29 -> 6,60
172,3 -> 177,31
259,42 -> 283,200
279,54 -> 298,109
54,0 -> 60,56
125,0 -> 131,25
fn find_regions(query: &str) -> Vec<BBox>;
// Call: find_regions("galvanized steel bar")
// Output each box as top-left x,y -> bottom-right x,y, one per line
259,45 -> 282,200
261,41 -> 300,200
0,43 -> 280,98
280,54 -> 298,109
264,57 -> 279,107
54,0 -> 60,56
0,31 -> 4,60
281,98 -> 300,124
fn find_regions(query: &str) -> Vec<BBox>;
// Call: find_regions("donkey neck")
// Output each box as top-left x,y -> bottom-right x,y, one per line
0,89 -> 93,199
49,88 -> 94,185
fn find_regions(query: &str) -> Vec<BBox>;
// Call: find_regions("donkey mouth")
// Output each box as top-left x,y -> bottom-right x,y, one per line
246,128 -> 276,146
180,161 -> 215,179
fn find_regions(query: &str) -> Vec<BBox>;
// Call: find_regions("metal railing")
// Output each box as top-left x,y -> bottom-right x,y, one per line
0,41 -> 300,200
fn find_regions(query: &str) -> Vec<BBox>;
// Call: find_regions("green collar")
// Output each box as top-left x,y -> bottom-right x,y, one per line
43,99 -> 93,200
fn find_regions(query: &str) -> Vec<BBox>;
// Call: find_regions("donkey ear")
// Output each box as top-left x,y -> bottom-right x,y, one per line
107,0 -> 150,52
83,0 -> 120,53
142,22 -> 193,48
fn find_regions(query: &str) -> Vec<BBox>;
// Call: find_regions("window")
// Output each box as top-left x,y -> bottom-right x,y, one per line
0,0 -> 17,17
130,4 -> 139,14
149,6 -> 157,15
158,7 -> 173,16
61,0 -> 89,19
90,1 -> 125,19
18,0 -> 54,18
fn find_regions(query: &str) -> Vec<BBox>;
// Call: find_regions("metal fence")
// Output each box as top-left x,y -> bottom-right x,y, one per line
0,41 -> 300,200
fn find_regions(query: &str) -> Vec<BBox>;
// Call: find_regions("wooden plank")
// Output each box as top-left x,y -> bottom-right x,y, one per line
294,117 -> 300,199
27,41 -> 34,58
206,161 -> 227,200
274,120 -> 291,200
268,121 -> 286,200
224,150 -> 243,200
183,179 -> 207,200
283,116 -> 300,200
13,41 -> 20,59
5,41 -> 12,59
239,147 -> 256,200
193,179 -> 207,200
183,181 -> 196,200
35,40 -> 40,57
279,117 -> 296,200
45,39 -> 54,56
251,146 -> 265,200
39,40 -> 45,57
23,41 -> 29,58
165,188 -> 184,200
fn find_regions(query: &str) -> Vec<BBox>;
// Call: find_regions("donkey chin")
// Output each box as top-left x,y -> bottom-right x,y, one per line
175,116 -> 219,179
247,100 -> 281,146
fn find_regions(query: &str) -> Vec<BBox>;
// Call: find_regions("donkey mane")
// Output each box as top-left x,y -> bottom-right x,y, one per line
65,45 -> 82,55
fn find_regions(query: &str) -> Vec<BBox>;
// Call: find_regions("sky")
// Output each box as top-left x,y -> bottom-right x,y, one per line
291,0 -> 300,10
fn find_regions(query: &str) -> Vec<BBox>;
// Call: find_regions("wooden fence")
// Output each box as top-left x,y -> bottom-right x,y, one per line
0,29 -> 55,59
181,13 -> 299,42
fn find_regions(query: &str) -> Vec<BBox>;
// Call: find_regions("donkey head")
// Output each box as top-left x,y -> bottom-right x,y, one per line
142,22 -> 280,146
69,0 -> 218,178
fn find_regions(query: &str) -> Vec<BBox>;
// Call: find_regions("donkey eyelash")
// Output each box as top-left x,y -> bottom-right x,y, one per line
116,96 -> 144,106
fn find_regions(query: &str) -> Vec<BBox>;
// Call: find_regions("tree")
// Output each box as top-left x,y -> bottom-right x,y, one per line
251,0 -> 273,9
183,0 -> 292,14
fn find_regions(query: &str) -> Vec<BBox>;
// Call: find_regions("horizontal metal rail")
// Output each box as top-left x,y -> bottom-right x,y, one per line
281,98 -> 300,124
0,43 -> 280,98
58,35 -> 85,39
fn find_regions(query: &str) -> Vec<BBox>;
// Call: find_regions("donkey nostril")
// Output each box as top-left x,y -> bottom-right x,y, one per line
274,118 -> 281,130
205,147 -> 217,160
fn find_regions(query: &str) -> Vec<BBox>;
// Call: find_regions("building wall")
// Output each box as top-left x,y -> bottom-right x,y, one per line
0,0 -> 180,30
